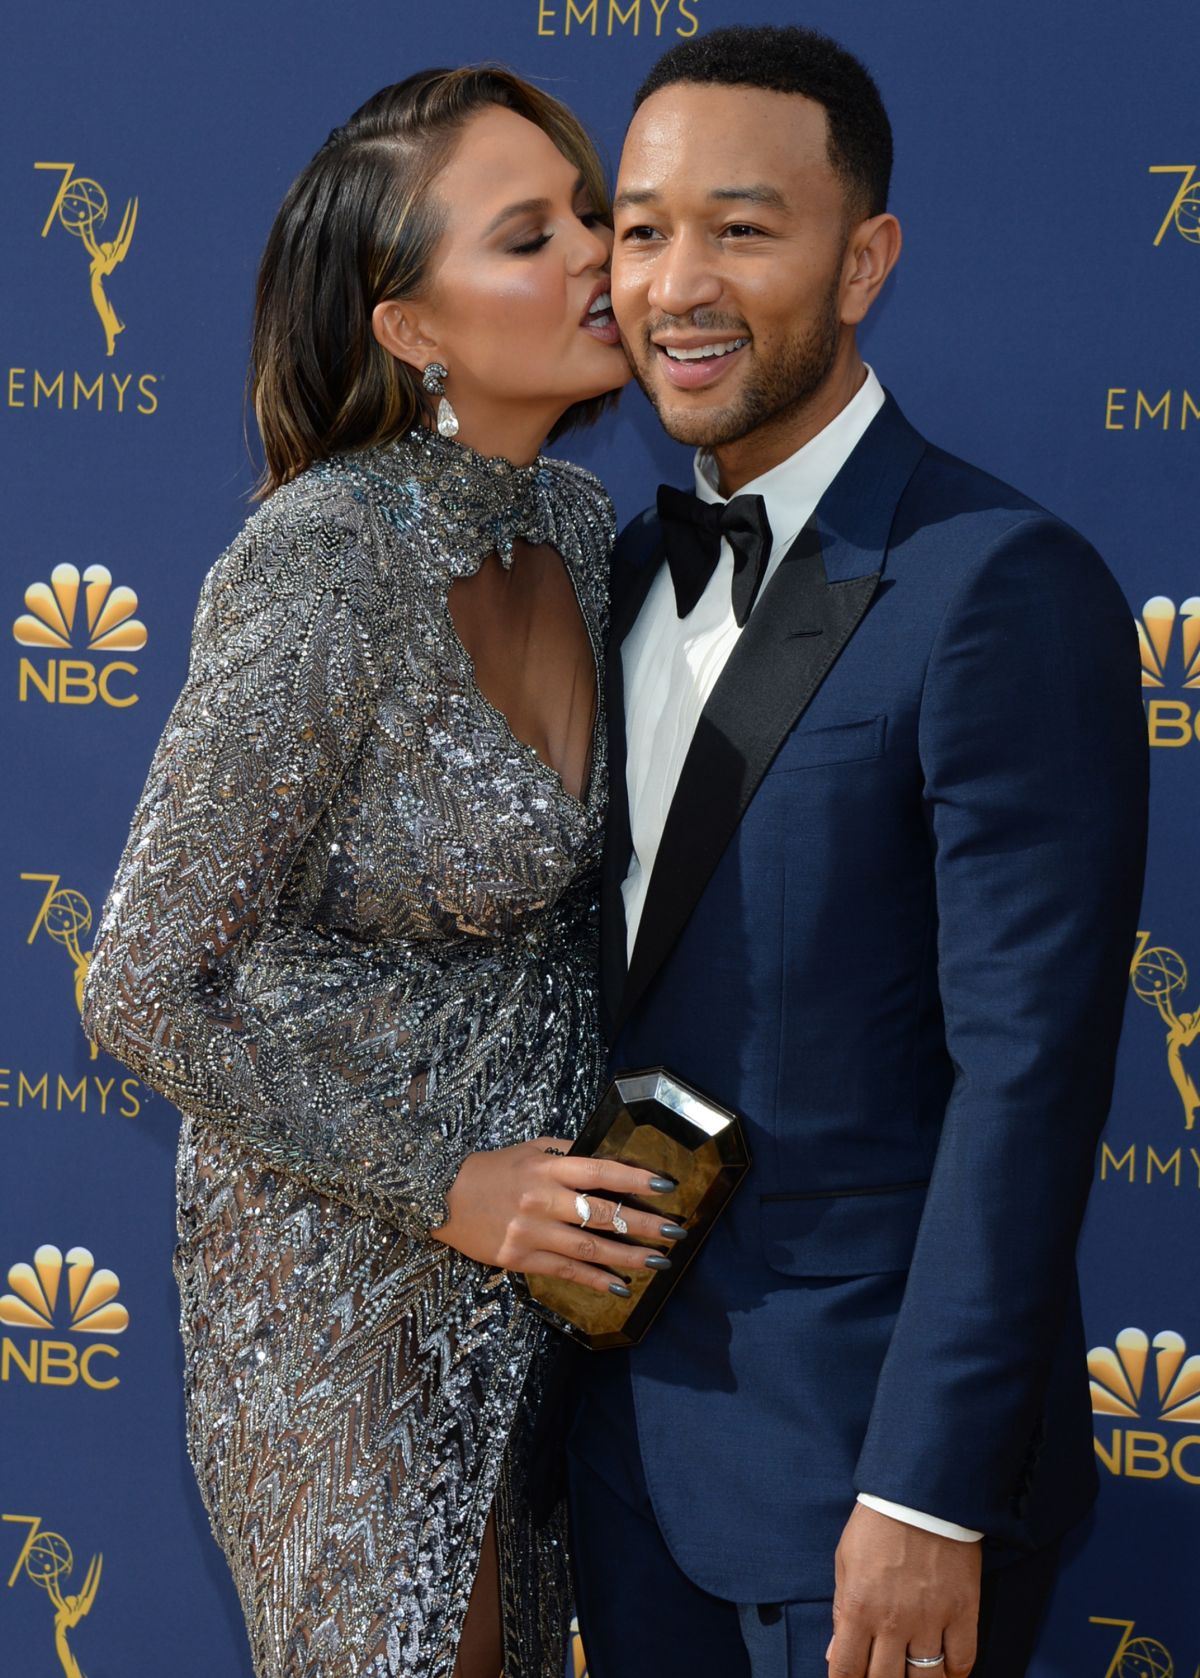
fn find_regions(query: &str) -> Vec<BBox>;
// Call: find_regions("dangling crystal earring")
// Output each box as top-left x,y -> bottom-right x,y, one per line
422,362 -> 459,440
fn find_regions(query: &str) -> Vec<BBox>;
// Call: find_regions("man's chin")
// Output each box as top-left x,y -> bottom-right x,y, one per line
640,379 -> 746,448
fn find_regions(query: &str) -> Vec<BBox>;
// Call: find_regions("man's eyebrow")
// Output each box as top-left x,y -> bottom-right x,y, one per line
709,184 -> 789,211
612,187 -> 660,212
483,175 -> 589,236
612,184 -> 790,213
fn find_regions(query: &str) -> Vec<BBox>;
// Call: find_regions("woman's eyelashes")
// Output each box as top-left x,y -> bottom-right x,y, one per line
508,207 -> 604,256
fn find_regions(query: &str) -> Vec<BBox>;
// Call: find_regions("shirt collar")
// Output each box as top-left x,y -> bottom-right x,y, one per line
693,366 -> 887,554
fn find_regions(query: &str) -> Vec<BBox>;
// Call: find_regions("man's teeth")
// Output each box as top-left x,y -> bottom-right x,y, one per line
663,338 -> 749,361
588,292 -> 612,315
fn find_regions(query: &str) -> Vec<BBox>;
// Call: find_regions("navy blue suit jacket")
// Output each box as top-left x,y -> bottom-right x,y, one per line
595,393 -> 1148,1603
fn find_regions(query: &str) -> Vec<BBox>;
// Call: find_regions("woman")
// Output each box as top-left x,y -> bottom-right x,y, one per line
82,68 -> 678,1678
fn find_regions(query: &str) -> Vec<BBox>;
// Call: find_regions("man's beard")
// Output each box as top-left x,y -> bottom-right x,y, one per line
630,273 -> 843,449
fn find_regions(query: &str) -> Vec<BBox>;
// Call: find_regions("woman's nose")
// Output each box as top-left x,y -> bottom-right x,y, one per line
569,218 -> 613,274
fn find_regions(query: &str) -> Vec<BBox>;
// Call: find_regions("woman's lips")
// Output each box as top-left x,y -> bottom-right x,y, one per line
581,311 -> 621,345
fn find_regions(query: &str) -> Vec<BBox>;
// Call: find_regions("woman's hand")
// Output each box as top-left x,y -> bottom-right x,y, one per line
430,1138 -> 683,1294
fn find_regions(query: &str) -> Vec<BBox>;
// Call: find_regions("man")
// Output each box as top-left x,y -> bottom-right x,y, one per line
564,25 -> 1148,1678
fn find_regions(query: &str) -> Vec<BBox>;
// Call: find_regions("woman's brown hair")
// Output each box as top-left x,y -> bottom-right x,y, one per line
248,66 -> 616,498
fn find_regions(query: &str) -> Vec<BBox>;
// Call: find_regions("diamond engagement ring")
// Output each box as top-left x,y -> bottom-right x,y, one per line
611,1203 -> 630,1235
575,1194 -> 593,1228
906,1656 -> 945,1669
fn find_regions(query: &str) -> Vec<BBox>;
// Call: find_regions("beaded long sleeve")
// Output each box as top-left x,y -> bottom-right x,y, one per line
83,484 -> 462,1236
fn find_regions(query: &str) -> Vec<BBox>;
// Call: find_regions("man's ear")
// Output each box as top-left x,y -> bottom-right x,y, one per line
372,299 -> 439,374
840,214 -> 902,327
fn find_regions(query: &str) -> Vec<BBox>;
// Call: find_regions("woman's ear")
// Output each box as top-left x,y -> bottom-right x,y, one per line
372,299 -> 439,374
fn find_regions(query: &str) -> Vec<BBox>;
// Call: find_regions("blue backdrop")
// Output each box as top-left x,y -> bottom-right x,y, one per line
3,4 -> 1197,1675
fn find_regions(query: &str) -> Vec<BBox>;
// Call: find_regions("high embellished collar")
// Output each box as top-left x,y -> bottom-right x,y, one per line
356,424 -> 554,571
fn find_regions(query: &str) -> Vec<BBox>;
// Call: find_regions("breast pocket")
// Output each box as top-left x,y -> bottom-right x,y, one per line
763,714 -> 886,777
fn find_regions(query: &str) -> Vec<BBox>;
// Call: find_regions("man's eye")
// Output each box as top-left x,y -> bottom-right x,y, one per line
620,225 -> 661,242
723,224 -> 765,238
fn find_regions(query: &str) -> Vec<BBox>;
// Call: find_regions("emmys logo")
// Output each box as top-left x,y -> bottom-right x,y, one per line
4,1514 -> 102,1678
537,0 -> 698,37
1090,1327 -> 1200,1485
1129,931 -> 1200,1128
1150,165 -> 1200,246
1104,391 -> 1199,432
1090,1617 -> 1199,1678
8,161 -> 159,417
13,563 -> 145,706
36,162 -> 136,357
0,1245 -> 127,1392
1136,600 -> 1200,747
22,874 -> 99,1059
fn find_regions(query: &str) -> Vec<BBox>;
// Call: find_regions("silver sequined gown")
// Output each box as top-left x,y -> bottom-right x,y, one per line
81,427 -> 613,1678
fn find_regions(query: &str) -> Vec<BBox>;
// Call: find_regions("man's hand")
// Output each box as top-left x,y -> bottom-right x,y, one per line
826,1503 -> 982,1678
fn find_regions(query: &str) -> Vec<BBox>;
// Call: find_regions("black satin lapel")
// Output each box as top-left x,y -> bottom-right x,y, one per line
600,527 -> 666,1036
600,640 -> 632,1035
616,526 -> 879,1032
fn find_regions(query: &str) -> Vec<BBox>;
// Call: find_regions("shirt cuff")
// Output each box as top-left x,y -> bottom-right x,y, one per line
856,1493 -> 984,1542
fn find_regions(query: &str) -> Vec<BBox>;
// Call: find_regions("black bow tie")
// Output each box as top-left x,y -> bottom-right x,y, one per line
656,484 -> 774,627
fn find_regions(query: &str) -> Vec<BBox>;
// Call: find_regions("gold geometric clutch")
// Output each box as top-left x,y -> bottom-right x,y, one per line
515,1066 -> 751,1350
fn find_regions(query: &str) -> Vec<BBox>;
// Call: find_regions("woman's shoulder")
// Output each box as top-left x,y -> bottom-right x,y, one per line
206,461 -> 386,610
536,454 -> 616,547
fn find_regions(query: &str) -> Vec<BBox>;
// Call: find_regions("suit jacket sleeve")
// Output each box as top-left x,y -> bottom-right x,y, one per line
852,512 -> 1148,1536
81,487 -> 463,1237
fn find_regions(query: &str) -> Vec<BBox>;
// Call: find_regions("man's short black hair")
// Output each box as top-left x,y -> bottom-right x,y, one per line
633,25 -> 893,220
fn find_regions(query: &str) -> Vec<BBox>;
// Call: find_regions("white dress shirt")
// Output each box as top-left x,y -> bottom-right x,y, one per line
620,366 -> 983,1544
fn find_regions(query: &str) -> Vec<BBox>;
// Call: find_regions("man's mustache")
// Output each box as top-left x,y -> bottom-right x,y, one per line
641,314 -> 752,344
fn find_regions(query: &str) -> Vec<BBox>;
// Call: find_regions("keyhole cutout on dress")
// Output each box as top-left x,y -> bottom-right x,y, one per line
448,540 -> 598,804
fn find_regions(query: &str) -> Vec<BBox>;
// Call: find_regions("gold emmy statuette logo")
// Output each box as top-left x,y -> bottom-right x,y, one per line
1130,931 -> 1200,1128
1150,166 -> 1200,247
1090,1617 -> 1200,1678
35,162 -> 137,356
1089,1328 -> 1200,1424
1090,1618 -> 1183,1678
23,874 -> 100,1059
4,1514 -> 102,1678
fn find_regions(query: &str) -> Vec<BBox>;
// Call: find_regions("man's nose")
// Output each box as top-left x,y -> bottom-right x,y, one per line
646,229 -> 722,316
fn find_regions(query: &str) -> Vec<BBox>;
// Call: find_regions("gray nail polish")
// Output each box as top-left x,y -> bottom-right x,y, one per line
648,1175 -> 678,1193
644,1254 -> 672,1271
660,1223 -> 688,1241
608,1281 -> 632,1298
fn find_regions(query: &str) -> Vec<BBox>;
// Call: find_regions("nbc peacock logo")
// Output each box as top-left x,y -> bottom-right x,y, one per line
1138,598 -> 1200,690
1090,1328 -> 1200,1486
13,562 -> 145,707
0,1245 -> 128,1392
1137,598 -> 1200,747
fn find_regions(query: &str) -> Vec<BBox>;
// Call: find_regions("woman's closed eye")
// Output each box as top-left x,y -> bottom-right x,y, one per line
510,207 -> 604,255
